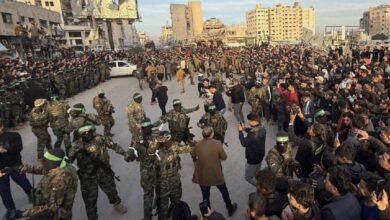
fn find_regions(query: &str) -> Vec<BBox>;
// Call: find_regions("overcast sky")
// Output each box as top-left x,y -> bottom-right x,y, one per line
135,0 -> 389,41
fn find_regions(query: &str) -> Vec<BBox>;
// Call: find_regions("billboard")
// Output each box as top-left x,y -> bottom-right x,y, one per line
71,0 -> 138,20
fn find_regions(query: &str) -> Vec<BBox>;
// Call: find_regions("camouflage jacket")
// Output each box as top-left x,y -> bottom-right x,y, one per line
69,113 -> 101,132
48,101 -> 69,127
28,107 -> 50,128
265,146 -> 294,177
20,164 -> 78,220
248,87 -> 267,106
92,96 -> 112,116
68,134 -> 126,176
197,112 -> 227,136
159,107 -> 198,132
126,101 -> 145,131
148,139 -> 193,177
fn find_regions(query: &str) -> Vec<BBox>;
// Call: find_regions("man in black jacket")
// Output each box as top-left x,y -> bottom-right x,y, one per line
228,78 -> 246,123
0,120 -> 33,219
238,112 -> 266,186
209,85 -> 226,114
154,80 -> 168,115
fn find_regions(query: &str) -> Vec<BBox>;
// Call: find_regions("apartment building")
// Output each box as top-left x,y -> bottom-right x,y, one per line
246,2 -> 315,44
170,0 -> 203,42
368,5 -> 390,36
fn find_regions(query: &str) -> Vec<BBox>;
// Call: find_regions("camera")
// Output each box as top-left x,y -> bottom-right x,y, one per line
286,105 -> 299,115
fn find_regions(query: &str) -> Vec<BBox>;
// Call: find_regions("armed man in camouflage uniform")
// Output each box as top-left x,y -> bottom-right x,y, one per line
53,71 -> 67,99
157,99 -> 199,144
93,90 -> 115,136
6,83 -> 25,127
0,89 -> 6,125
248,80 -> 267,118
125,118 -> 158,220
68,125 -> 128,220
265,132 -> 301,178
197,104 -> 228,144
126,93 -> 146,143
68,103 -> 101,141
48,95 -> 71,154
148,131 -> 194,220
28,99 -> 51,160
0,148 -> 78,220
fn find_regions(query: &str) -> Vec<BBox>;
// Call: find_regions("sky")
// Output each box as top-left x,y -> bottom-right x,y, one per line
135,0 -> 389,41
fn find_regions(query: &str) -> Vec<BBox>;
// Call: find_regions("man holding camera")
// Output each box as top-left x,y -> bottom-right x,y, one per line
238,112 -> 266,186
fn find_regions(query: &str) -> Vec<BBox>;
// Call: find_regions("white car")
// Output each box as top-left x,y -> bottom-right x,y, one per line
108,60 -> 137,77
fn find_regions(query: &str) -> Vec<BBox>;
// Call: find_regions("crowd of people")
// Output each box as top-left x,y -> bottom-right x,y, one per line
0,42 -> 389,220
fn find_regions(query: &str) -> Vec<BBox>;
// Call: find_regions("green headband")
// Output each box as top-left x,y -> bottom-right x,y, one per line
78,125 -> 95,133
133,94 -> 142,99
173,100 -> 181,105
141,121 -> 152,127
73,107 -> 86,113
276,136 -> 289,142
209,105 -> 217,110
314,110 -> 325,118
43,152 -> 68,169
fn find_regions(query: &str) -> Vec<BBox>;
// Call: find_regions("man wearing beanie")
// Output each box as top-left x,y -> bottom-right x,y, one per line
1,148 -> 78,220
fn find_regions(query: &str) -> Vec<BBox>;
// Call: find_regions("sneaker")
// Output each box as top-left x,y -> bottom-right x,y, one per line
228,203 -> 237,216
113,203 -> 128,214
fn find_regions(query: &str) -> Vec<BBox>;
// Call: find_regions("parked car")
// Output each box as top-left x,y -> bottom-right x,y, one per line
108,60 -> 137,77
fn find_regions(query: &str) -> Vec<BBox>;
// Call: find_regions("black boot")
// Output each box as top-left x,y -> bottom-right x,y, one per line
228,203 -> 237,217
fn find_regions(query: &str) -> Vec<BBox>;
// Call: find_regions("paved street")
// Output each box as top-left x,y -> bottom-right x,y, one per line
2,76 -> 279,220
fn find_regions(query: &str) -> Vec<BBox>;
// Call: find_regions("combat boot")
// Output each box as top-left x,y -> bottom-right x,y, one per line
113,203 -> 128,214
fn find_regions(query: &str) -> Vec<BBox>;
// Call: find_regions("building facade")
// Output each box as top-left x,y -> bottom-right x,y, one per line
160,25 -> 173,45
170,0 -> 203,42
170,4 -> 192,42
246,2 -> 315,44
0,1 -> 61,39
188,0 -> 203,36
224,25 -> 247,47
368,5 -> 390,36
302,7 -> 315,35
138,31 -> 149,46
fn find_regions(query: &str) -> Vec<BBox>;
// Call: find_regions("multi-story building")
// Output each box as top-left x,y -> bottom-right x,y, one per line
170,4 -> 192,42
0,1 -> 61,41
368,5 -> 390,36
302,7 -> 315,35
188,0 -> 203,36
16,0 -> 139,50
170,0 -> 203,42
360,11 -> 370,34
246,2 -> 315,44
160,25 -> 173,45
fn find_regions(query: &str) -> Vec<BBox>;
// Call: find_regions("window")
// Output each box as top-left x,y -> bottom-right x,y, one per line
108,62 -> 116,68
2,13 -> 13,24
45,1 -> 49,6
68,31 -> 82,37
19,16 -> 25,22
118,62 -> 128,67
50,1 -> 54,6
36,0 -> 42,6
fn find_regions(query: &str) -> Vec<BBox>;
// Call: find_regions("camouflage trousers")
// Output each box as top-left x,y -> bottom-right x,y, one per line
140,161 -> 157,220
79,169 -> 121,220
51,124 -> 71,155
31,127 -> 52,159
157,173 -> 182,220
99,115 -> 115,136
